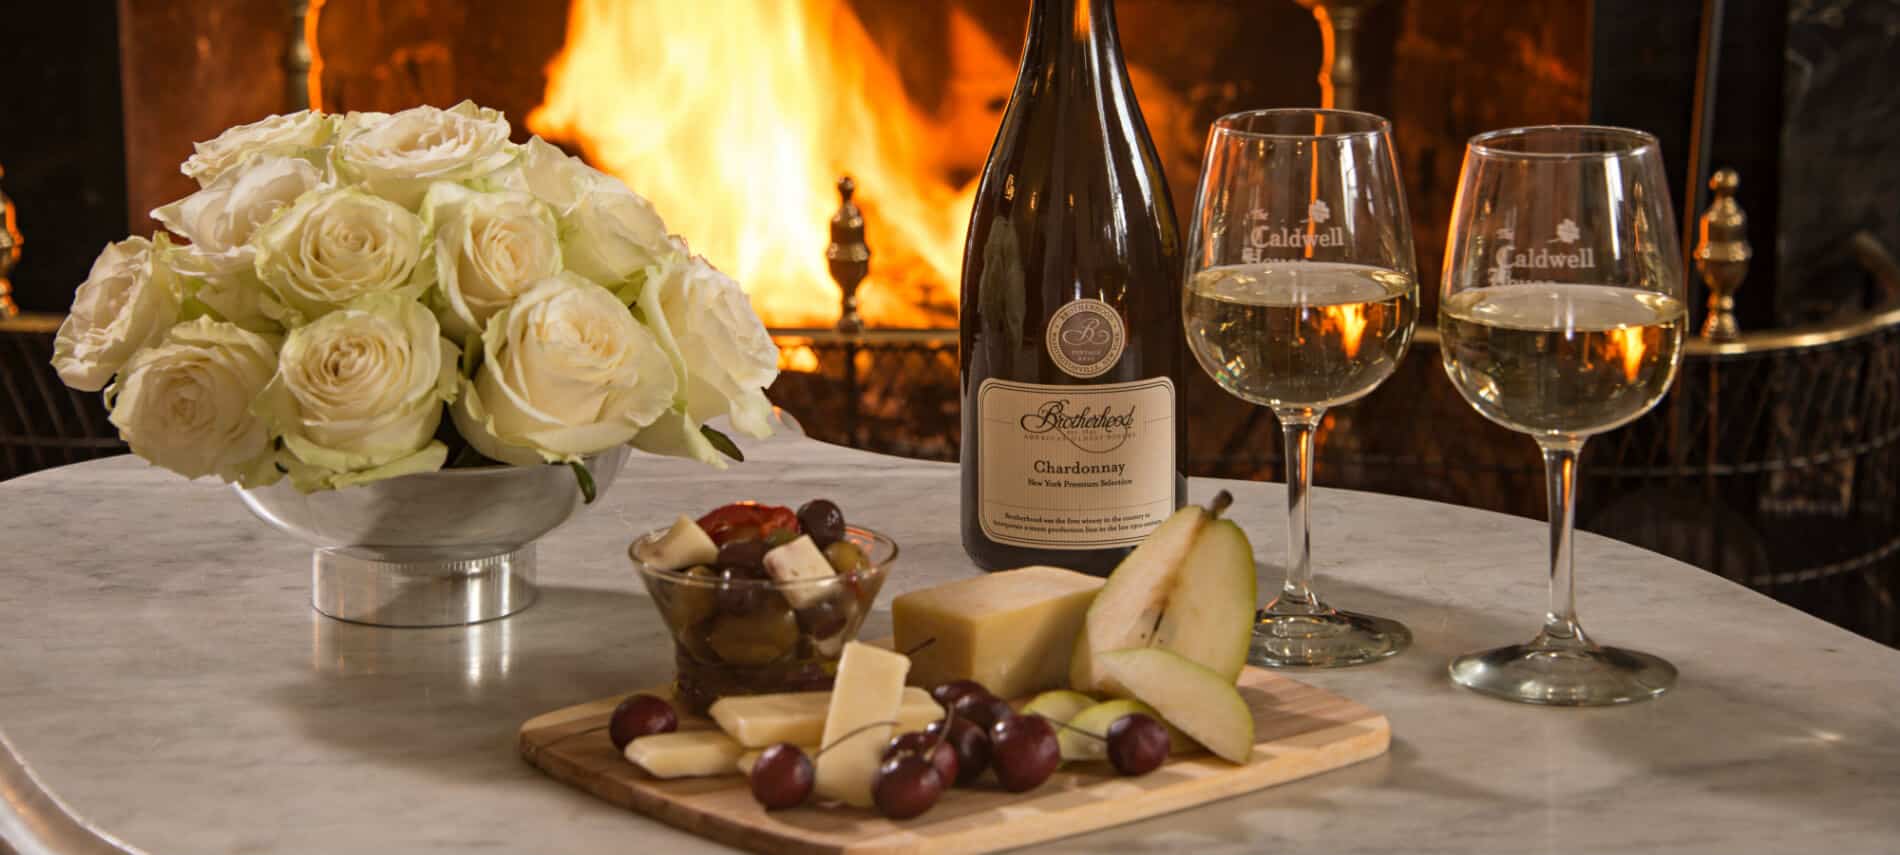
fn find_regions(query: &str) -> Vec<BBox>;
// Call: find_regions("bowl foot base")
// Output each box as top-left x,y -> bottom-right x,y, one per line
312,545 -> 538,628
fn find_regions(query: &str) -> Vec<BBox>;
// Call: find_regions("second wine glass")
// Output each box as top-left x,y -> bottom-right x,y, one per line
1183,108 -> 1417,667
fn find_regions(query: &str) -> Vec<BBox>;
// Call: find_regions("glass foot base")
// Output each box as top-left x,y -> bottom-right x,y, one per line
1450,640 -> 1676,706
1249,608 -> 1411,668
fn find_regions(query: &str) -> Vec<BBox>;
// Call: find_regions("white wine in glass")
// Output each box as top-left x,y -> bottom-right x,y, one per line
1440,284 -> 1686,436
1186,262 -> 1416,410
1438,125 -> 1686,706
1182,109 -> 1418,668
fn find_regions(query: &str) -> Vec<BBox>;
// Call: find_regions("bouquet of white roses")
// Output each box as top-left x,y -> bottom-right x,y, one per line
51,102 -> 779,495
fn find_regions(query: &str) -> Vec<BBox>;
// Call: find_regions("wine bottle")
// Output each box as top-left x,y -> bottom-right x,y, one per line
959,0 -> 1185,575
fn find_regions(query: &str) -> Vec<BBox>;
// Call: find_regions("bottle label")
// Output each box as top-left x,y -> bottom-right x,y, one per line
1045,299 -> 1126,379
976,377 -> 1176,550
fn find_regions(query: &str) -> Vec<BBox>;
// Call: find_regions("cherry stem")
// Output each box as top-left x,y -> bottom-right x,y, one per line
1029,712 -> 1106,744
901,636 -> 937,657
813,719 -> 902,759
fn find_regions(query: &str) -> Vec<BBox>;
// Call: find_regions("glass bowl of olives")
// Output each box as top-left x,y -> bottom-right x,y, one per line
630,500 -> 897,714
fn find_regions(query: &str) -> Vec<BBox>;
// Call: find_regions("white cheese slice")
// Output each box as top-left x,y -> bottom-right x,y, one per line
623,730 -> 744,779
710,687 -> 942,748
814,641 -> 910,807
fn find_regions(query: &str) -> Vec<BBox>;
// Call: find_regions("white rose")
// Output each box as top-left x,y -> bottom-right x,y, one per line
333,101 -> 518,208
558,170 -> 674,287
256,295 -> 459,490
181,110 -> 333,187
480,136 -> 601,215
105,318 -> 279,487
637,255 -> 779,440
154,154 -> 325,259
418,183 -> 561,342
251,186 -> 431,324
452,273 -> 676,466
169,245 -> 278,334
52,235 -> 183,391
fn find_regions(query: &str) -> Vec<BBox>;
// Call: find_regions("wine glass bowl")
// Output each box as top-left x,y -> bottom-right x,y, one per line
1183,108 -> 1418,668
1438,125 -> 1685,705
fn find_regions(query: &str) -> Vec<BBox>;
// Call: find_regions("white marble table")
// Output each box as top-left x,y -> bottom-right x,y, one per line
3,434 -> 1899,855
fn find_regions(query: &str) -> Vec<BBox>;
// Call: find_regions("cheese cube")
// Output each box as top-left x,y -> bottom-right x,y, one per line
893,565 -> 1103,700
623,730 -> 744,779
710,687 -> 942,748
814,642 -> 910,808
762,535 -> 837,609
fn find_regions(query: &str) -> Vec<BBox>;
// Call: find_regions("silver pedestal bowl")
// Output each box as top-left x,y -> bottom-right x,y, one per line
236,446 -> 629,627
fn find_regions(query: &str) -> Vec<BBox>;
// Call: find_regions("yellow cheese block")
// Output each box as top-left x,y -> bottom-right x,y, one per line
710,687 -> 942,748
814,641 -> 910,808
893,565 -> 1103,700
623,730 -> 744,779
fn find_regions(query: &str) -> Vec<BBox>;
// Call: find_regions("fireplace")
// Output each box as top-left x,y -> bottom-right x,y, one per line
3,0 -> 1894,643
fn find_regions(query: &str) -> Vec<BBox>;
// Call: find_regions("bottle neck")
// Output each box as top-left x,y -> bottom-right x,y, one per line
1023,0 -> 1124,72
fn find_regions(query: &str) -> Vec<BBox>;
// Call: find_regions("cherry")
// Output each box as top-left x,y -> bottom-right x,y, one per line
925,716 -> 991,786
989,714 -> 1060,792
930,679 -> 989,709
951,692 -> 1015,730
608,694 -> 677,751
1105,714 -> 1170,776
748,743 -> 814,810
884,731 -> 959,789
872,753 -> 944,819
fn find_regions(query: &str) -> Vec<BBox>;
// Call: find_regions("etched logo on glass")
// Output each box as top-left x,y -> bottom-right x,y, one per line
1488,218 -> 1595,285
1240,200 -> 1343,263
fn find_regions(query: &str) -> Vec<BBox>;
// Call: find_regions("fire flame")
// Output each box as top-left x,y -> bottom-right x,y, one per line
1323,303 -> 1370,359
529,0 -> 987,329
1609,325 -> 1648,382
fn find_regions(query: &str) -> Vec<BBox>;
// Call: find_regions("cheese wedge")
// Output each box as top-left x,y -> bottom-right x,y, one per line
623,730 -> 744,779
710,687 -> 942,748
761,535 -> 837,608
893,566 -> 1103,700
814,641 -> 909,807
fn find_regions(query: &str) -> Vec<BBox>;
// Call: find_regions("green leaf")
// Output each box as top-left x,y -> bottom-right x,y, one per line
569,459 -> 598,504
699,425 -> 744,462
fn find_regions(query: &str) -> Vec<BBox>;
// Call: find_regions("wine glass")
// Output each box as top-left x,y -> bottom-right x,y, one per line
1183,109 -> 1418,667
1439,125 -> 1685,705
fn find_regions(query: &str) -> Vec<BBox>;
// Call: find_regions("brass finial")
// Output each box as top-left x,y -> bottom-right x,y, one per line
1695,168 -> 1750,341
826,175 -> 870,333
287,0 -> 314,111
0,163 -> 20,318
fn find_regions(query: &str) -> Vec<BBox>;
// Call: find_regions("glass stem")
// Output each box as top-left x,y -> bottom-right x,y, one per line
1537,436 -> 1589,647
1276,408 -> 1324,613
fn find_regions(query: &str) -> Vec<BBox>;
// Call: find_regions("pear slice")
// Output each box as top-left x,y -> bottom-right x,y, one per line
1072,492 -> 1255,691
1151,519 -> 1256,682
634,515 -> 719,571
1096,647 -> 1254,764
1059,698 -> 1200,762
1021,689 -> 1095,725
1071,501 -> 1213,691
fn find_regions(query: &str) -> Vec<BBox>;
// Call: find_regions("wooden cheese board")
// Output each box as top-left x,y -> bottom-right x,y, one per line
519,666 -> 1390,855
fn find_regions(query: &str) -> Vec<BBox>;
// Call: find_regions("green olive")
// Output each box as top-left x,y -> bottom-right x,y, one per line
764,528 -> 800,548
665,565 -> 720,631
705,597 -> 799,665
824,540 -> 869,575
